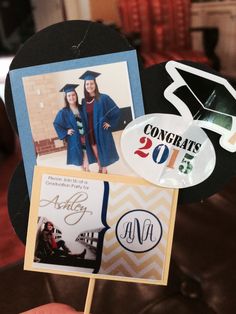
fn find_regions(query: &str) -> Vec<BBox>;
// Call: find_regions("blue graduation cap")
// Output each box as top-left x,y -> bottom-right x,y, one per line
79,70 -> 101,81
59,84 -> 79,93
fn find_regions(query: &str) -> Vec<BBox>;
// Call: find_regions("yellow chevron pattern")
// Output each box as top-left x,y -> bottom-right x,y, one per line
100,182 -> 176,281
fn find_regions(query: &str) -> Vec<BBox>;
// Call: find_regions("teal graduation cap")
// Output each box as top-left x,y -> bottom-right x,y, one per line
79,70 -> 101,80
60,84 -> 79,93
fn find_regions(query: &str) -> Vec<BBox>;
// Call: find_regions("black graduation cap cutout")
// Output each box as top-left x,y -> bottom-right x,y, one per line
164,61 -> 236,153
60,84 -> 79,93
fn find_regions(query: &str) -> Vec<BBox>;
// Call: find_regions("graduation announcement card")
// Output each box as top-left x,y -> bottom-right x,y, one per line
24,166 -> 178,285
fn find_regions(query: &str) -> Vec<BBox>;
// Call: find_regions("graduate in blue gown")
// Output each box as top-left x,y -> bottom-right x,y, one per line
79,71 -> 121,174
53,84 -> 96,169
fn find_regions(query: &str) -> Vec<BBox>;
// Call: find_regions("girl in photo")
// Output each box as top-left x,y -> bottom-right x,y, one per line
35,221 -> 86,261
79,71 -> 121,174
53,84 -> 96,170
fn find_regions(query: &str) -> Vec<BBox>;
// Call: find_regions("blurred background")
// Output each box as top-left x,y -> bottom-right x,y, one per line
1,0 -> 236,100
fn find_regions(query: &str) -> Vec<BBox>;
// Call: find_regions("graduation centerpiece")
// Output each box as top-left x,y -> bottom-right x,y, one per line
6,20 -> 236,314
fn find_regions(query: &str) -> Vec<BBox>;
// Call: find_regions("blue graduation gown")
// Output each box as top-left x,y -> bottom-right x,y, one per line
81,94 -> 121,167
53,107 -> 96,166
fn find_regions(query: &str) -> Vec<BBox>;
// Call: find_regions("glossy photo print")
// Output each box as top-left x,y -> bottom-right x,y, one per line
10,51 -> 144,194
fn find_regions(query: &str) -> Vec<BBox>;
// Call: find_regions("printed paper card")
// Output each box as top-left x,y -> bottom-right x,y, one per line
10,50 -> 144,195
24,166 -> 178,285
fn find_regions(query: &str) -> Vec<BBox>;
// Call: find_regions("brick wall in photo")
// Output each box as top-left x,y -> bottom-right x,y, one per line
23,74 -> 66,156
34,137 -> 67,156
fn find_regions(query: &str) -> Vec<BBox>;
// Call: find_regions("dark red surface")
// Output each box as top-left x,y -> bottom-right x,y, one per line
118,0 -> 210,67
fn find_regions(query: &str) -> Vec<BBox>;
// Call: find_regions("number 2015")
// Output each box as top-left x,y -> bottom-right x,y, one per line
134,136 -> 194,174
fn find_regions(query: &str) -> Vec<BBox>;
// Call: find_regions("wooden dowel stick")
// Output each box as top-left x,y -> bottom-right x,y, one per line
84,278 -> 96,314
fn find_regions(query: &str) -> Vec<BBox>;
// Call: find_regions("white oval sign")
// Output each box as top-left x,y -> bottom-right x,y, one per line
120,114 -> 216,188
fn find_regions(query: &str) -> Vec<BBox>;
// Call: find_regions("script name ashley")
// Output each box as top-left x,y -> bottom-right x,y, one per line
39,192 -> 93,225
